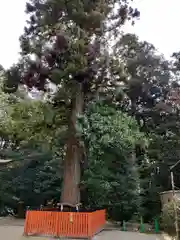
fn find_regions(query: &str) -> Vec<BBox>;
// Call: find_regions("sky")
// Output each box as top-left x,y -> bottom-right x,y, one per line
0,0 -> 180,69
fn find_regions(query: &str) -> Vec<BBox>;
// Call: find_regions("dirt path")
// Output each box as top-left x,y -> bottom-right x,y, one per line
0,225 -> 166,240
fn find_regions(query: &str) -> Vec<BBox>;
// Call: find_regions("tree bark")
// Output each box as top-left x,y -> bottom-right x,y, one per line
60,83 -> 84,205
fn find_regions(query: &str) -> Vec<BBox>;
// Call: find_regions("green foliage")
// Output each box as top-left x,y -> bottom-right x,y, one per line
80,102 -> 145,221
0,100 -> 145,221
0,90 -> 66,212
113,33 -> 180,222
0,98 -> 67,150
0,148 -> 62,213
160,201 -> 180,236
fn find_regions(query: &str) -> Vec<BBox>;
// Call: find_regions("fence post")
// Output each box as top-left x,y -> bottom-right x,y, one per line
122,221 -> 126,231
140,216 -> 144,233
155,218 -> 159,233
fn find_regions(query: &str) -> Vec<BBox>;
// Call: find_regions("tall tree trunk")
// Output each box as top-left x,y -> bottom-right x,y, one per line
60,83 -> 84,205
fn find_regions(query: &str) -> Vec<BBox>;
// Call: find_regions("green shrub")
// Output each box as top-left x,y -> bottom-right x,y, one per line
160,200 -> 180,236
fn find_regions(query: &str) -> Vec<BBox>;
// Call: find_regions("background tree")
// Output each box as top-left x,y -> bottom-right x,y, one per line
114,34 -> 180,221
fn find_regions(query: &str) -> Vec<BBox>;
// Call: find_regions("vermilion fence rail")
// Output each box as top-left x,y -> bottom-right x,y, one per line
24,209 -> 105,239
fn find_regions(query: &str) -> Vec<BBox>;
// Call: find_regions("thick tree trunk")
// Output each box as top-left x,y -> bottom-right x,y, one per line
60,83 -> 84,205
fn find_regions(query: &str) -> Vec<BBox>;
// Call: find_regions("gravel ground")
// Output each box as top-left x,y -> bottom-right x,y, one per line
0,225 -> 166,240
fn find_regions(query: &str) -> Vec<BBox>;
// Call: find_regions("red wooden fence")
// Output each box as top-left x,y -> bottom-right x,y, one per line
24,209 -> 105,239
